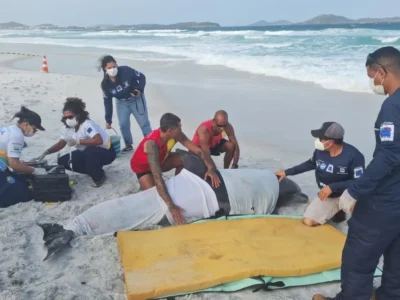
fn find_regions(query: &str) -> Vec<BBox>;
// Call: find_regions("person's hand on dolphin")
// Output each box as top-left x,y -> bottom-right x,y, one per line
168,203 -> 185,225
275,170 -> 286,182
318,185 -> 332,201
205,168 -> 221,188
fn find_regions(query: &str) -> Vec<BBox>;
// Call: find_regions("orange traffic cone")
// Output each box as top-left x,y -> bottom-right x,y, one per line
41,55 -> 49,73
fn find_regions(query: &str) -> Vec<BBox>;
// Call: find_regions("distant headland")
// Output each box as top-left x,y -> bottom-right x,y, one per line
249,14 -> 400,27
1,14 -> 400,30
0,21 -> 221,30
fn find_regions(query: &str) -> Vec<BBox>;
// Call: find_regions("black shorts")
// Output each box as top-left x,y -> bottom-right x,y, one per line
136,170 -> 152,179
210,139 -> 227,156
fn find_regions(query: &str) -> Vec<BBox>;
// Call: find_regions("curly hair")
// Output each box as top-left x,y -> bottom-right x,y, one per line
61,97 -> 90,126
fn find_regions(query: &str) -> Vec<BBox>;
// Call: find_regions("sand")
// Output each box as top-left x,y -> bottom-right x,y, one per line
0,44 -> 384,300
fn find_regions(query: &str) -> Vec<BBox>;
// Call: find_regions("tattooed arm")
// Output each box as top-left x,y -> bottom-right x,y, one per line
145,140 -> 185,224
179,132 -> 221,188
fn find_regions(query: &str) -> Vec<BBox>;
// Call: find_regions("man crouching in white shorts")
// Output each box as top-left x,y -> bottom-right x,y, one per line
275,122 -> 365,227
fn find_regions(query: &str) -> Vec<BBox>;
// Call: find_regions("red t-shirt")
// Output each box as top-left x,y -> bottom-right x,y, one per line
192,119 -> 226,148
130,128 -> 176,174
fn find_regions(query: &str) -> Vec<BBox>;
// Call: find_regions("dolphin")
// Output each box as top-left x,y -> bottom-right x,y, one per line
38,151 -> 307,261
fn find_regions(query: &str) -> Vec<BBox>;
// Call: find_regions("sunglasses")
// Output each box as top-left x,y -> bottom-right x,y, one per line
214,119 -> 227,128
62,115 -> 75,120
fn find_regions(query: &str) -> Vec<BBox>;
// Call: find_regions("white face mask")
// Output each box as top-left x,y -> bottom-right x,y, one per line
23,124 -> 36,137
370,73 -> 386,95
314,139 -> 331,151
66,117 -> 78,128
106,67 -> 118,77
24,130 -> 36,137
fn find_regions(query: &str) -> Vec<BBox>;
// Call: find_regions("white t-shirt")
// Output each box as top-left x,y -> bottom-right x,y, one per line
0,125 -> 25,170
60,120 -> 110,151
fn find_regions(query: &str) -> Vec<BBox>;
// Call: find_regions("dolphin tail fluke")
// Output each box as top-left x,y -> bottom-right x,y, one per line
38,223 -> 74,261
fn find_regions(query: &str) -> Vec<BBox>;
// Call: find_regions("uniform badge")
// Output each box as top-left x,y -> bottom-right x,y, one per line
116,85 -> 123,92
380,123 -> 394,142
7,176 -> 15,184
354,166 -> 364,178
320,162 -> 326,170
326,164 -> 334,173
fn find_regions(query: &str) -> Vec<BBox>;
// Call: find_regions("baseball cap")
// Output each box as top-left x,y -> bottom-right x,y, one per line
21,106 -> 45,131
311,122 -> 344,139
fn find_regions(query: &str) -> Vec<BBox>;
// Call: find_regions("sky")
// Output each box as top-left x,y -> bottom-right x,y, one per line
1,0 -> 399,27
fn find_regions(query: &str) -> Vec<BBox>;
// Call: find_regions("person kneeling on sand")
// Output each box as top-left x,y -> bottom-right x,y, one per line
33,98 -> 116,187
192,110 -> 240,169
130,112 -> 221,224
0,106 -> 46,208
275,122 -> 365,227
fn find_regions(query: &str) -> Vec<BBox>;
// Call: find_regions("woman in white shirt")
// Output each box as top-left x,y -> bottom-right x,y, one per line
35,98 -> 116,187
0,106 -> 46,208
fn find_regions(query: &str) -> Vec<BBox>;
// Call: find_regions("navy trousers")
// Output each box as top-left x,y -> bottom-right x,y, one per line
334,200 -> 400,300
0,169 -> 33,208
58,146 -> 116,182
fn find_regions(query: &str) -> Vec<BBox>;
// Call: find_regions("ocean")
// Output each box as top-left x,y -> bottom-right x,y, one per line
1,24 -> 400,93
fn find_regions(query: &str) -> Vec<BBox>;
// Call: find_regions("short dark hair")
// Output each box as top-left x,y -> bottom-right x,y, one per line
366,46 -> 400,75
160,113 -> 181,132
62,97 -> 90,126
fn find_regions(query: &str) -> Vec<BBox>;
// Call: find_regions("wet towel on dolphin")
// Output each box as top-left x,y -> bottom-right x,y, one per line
64,168 -> 279,235
117,215 -> 382,300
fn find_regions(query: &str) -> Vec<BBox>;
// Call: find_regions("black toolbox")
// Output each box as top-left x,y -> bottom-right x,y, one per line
25,161 -> 72,203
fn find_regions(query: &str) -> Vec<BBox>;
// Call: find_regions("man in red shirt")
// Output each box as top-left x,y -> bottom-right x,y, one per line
130,113 -> 220,225
192,110 -> 240,169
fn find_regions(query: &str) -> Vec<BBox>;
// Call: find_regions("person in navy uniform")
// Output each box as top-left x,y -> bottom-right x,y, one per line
313,47 -> 400,300
99,55 -> 152,152
275,122 -> 365,227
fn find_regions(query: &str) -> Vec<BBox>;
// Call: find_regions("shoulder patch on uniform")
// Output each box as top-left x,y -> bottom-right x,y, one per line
380,123 -> 394,142
87,127 -> 93,134
354,166 -> 363,178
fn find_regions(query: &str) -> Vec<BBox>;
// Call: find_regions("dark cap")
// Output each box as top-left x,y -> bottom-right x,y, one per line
311,122 -> 344,139
16,106 -> 45,131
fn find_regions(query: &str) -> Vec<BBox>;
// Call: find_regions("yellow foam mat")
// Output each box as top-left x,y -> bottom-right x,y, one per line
117,217 -> 346,300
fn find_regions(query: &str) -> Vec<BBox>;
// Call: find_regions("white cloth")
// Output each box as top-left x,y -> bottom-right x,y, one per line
65,169 -> 218,236
338,189 -> 357,213
60,120 -> 110,151
0,125 -> 25,169
219,168 -> 279,215
64,168 -> 280,236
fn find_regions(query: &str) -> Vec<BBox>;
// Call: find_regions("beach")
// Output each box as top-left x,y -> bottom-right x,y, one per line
0,42 -> 384,300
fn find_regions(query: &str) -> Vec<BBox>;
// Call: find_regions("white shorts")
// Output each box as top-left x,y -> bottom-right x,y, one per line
303,195 -> 356,225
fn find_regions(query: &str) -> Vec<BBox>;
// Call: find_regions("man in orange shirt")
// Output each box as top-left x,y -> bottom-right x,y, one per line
192,110 -> 240,169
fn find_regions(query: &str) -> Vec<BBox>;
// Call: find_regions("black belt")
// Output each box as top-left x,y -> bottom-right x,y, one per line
205,169 -> 230,217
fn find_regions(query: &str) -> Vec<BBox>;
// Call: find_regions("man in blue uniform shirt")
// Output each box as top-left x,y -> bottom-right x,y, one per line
275,122 -> 365,227
313,47 -> 400,300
